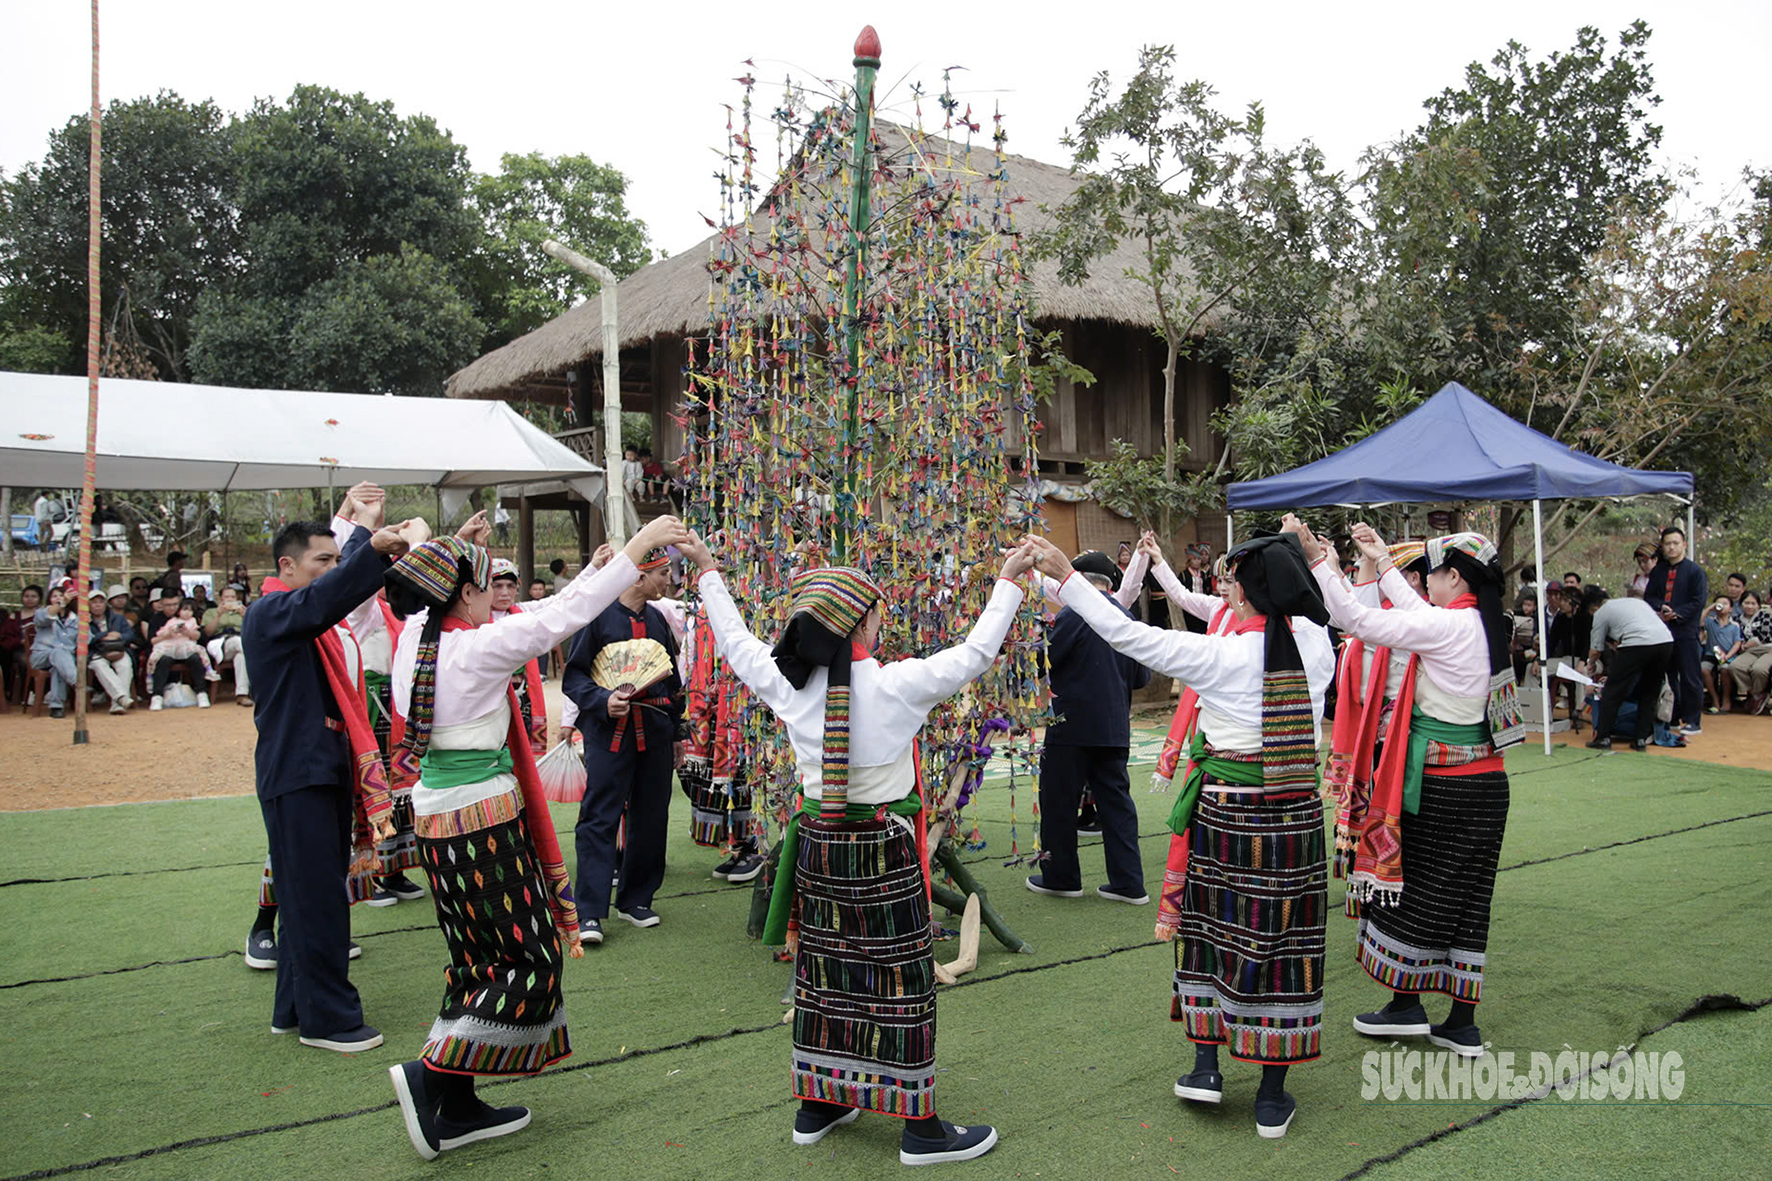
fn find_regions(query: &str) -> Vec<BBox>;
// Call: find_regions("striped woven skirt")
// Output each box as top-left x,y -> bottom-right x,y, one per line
1355,767 -> 1509,1003
258,855 -> 373,906
1171,783 -> 1328,1065
791,815 -> 936,1118
683,759 -> 755,848
414,787 -> 570,1076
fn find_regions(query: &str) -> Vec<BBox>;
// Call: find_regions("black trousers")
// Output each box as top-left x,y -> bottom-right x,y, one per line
151,653 -> 206,695
260,780 -> 361,1036
1037,744 -> 1144,894
1597,643 -> 1672,742
1669,633 -> 1703,727
575,736 -> 674,918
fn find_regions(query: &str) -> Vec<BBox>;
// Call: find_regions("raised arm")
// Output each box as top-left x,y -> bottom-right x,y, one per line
1057,572 -> 1228,683
1114,550 -> 1149,610
248,525 -> 395,646
1378,566 -> 1429,611
451,553 -> 641,676
695,571 -> 799,716
879,579 -> 1026,714
1151,560 -> 1223,623
1309,559 -> 1468,663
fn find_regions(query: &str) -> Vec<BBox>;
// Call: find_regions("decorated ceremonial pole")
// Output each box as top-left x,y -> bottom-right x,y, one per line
72,0 -> 101,745
832,25 -> 881,564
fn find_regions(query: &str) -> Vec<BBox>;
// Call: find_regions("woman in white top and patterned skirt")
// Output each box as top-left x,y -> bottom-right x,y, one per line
679,530 -> 1033,1166
382,514 -> 689,1161
1289,517 -> 1521,1060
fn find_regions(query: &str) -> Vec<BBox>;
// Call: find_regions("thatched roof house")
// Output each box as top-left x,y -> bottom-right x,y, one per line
449,123 -> 1230,559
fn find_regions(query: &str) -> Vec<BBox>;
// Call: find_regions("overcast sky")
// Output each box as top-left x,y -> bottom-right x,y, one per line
3,1 -> 1765,260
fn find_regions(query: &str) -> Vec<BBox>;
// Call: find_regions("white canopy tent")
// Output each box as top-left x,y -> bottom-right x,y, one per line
2,372 -> 604,520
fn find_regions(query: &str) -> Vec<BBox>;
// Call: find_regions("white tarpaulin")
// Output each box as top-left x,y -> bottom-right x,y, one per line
1,372 -> 602,519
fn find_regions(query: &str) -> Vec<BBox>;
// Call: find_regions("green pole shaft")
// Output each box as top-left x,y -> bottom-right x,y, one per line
835,26 -> 881,563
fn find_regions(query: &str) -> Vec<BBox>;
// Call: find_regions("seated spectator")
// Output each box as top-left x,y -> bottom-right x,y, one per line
226,563 -> 252,601
1544,584 -> 1585,728
1627,543 -> 1657,598
0,606 -> 22,702
1511,591 -> 1540,685
1700,596 -> 1743,714
10,586 -> 43,696
189,583 -> 211,615
127,576 -> 150,612
146,598 -> 217,710
203,585 -> 251,705
621,445 -> 644,503
1730,590 -> 1772,715
640,447 -> 668,498
86,588 -> 135,714
30,586 -> 80,718
1725,574 -> 1749,621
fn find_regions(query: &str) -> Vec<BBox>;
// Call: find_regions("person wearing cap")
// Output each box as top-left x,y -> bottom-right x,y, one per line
1627,542 -> 1657,598
677,531 -> 1030,1165
562,543 -> 685,942
242,485 -> 422,1056
1026,549 -> 1151,906
1022,530 -> 1335,1140
1288,517 -> 1522,1063
87,587 -> 136,713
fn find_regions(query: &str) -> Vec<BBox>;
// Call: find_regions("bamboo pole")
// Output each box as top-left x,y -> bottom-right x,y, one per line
72,0 -> 101,746
832,25 -> 881,564
542,239 -> 625,545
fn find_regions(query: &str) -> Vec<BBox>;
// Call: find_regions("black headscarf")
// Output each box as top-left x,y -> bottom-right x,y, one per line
1225,532 -> 1328,793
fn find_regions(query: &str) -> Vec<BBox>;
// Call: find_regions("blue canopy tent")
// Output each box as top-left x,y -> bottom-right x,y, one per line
1225,382 -> 1696,752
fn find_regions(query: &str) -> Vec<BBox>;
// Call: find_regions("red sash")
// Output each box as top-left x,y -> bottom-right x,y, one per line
261,576 -> 392,874
1152,604 -> 1238,934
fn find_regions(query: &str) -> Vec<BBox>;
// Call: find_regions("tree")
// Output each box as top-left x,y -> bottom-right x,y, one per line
0,92 -> 236,378
1038,45 -> 1355,534
468,152 -> 650,350
187,86 -> 483,396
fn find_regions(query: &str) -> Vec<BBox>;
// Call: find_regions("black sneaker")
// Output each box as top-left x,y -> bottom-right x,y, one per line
436,1099 -> 532,1152
1353,1000 -> 1431,1037
791,1106 -> 859,1145
299,1024 -> 383,1053
1426,1022 -> 1485,1058
1254,1091 -> 1297,1139
366,885 -> 399,907
1097,885 -> 1151,905
617,905 -> 660,928
711,852 -> 743,881
1076,806 -> 1101,835
900,1120 -> 998,1165
1631,738 -> 1650,752
244,928 -> 277,970
1025,874 -> 1084,898
725,853 -> 765,884
389,1060 -> 441,1161
348,940 -> 362,960
1584,736 -> 1613,752
383,874 -> 426,901
578,919 -> 604,946
1174,1069 -> 1223,1104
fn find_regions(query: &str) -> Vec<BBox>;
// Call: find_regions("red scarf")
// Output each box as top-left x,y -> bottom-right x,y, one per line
503,604 -> 549,756
261,576 -> 392,874
684,607 -> 742,788
438,615 -> 580,939
1152,604 -> 1237,933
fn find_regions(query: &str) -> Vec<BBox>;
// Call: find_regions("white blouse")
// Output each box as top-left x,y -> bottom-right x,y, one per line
1311,560 -> 1491,725
1056,574 -> 1335,754
699,571 -> 1025,803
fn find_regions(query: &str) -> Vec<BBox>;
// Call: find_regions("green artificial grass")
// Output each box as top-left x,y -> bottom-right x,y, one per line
1,742 -> 1768,1180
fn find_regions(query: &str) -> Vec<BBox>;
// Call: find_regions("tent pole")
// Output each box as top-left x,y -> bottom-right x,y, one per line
1224,512 -> 1232,550
1533,499 -> 1552,756
1686,496 -> 1696,563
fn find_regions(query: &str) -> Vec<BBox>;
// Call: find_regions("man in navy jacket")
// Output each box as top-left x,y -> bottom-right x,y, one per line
563,553 -> 683,942
1029,551 -> 1152,904
1643,525 -> 1708,733
243,489 -> 415,1051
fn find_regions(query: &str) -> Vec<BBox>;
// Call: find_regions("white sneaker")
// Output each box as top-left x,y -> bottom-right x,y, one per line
198,692 -> 212,708
109,700 -> 128,715
149,695 -> 164,711
205,669 -> 222,682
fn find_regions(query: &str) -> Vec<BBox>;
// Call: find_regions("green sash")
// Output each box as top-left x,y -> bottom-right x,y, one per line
760,790 -> 923,946
418,746 -> 514,791
363,669 -> 390,728
1165,730 -> 1270,837
1401,709 -> 1491,815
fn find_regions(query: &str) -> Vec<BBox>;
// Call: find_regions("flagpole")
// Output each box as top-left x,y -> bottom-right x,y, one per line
833,24 -> 880,564
73,0 -> 101,746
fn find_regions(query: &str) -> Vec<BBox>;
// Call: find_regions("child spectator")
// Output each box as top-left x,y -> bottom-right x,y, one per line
1701,596 -> 1742,713
640,448 -> 667,499
147,599 -> 220,709
621,446 -> 644,502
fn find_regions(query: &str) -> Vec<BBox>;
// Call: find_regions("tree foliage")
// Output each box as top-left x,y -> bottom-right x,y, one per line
469,152 -> 650,349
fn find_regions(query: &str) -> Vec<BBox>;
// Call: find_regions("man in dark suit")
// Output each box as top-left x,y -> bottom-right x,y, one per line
1643,525 -> 1708,735
563,549 -> 684,944
1028,551 -> 1152,904
243,487 -> 415,1052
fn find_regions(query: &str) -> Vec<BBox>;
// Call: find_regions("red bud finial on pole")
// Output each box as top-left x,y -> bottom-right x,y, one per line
854,25 -> 881,65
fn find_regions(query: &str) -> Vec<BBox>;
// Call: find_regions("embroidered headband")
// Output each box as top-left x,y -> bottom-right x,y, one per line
386,537 -> 491,607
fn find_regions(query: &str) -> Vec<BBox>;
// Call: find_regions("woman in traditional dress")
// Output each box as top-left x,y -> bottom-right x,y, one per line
677,531 -> 1034,1165
1288,517 -> 1521,1060
1023,531 -> 1335,1140
382,514 -> 689,1161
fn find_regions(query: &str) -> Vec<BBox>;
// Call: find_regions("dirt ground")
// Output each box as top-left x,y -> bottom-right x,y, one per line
4,685 -> 1767,812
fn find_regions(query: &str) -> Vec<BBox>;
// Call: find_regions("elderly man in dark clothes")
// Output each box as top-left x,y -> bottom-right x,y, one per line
243,484 -> 420,1052
1028,550 -> 1152,905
